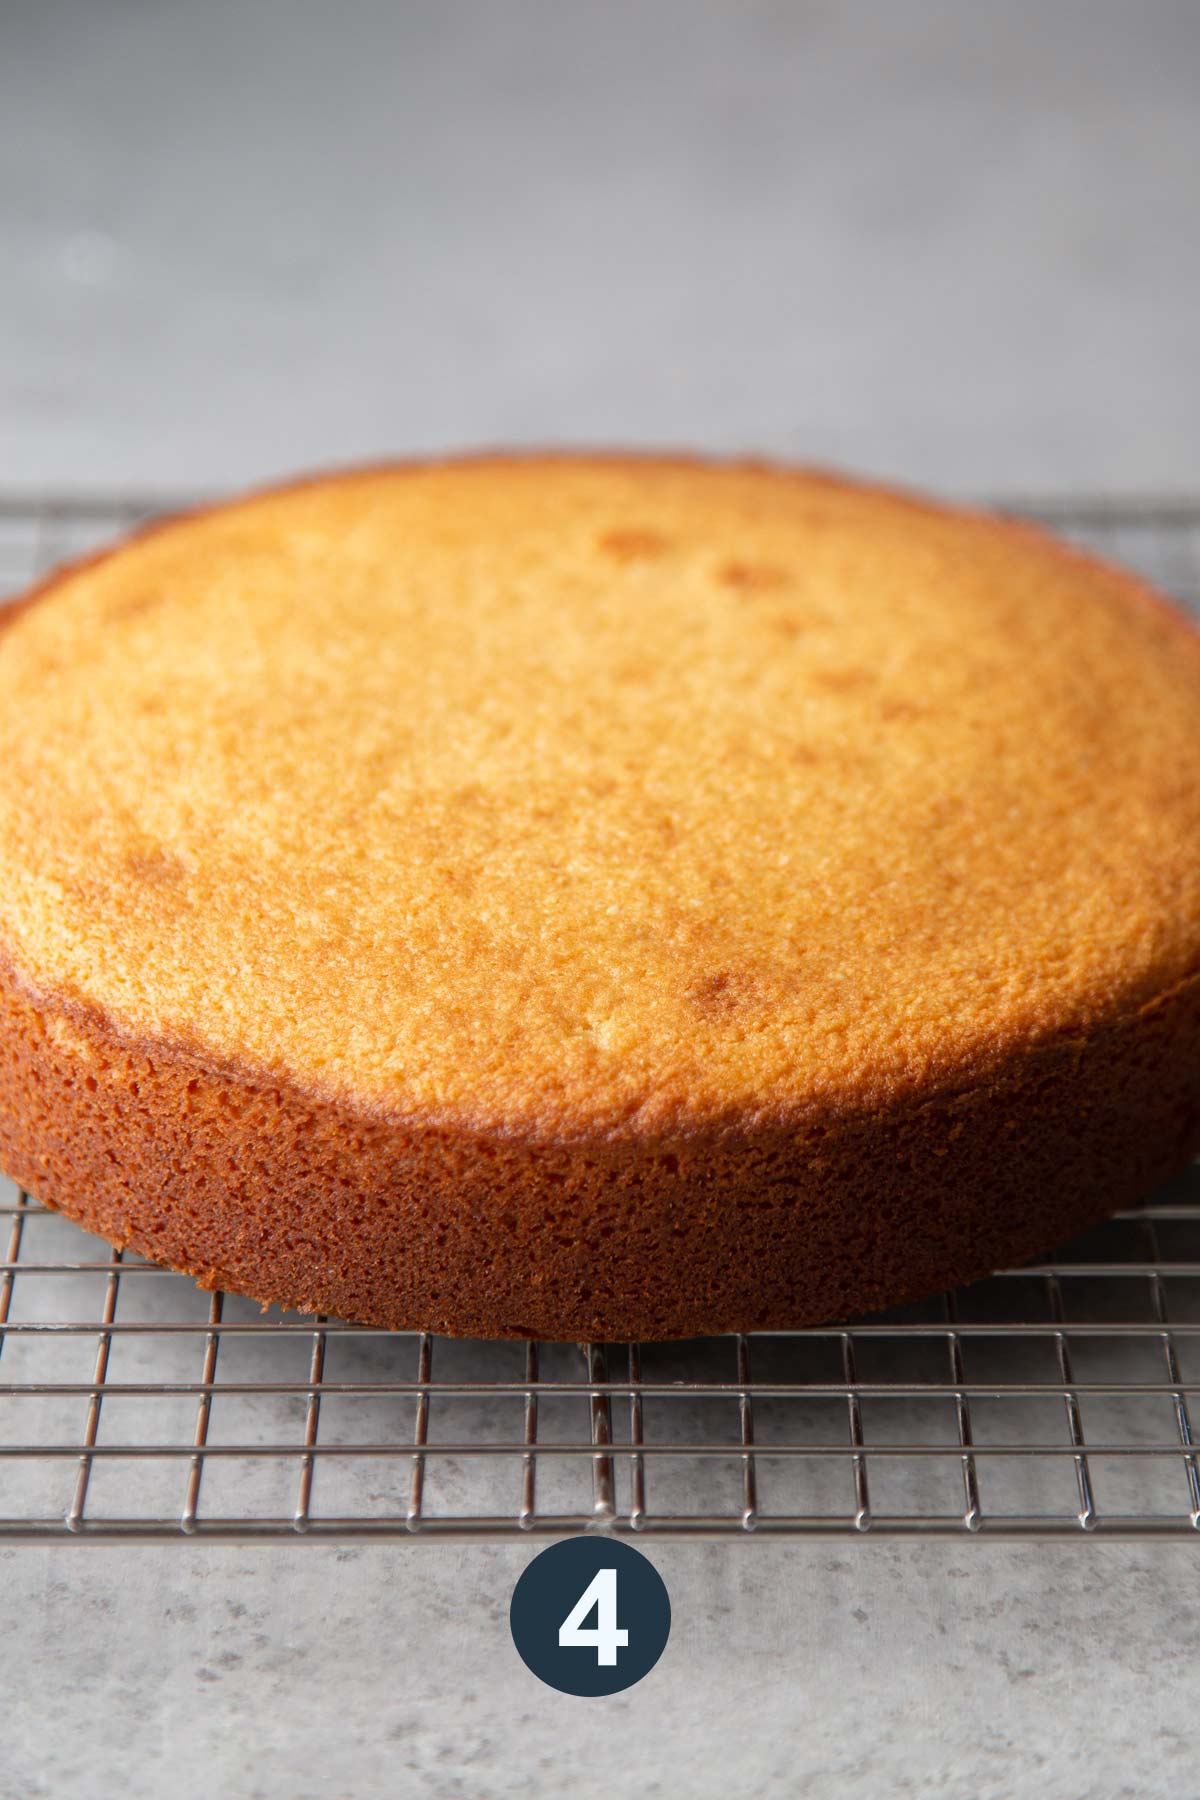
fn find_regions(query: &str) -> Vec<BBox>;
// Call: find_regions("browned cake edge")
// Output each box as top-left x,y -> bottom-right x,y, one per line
1,456 -> 1199,1338
1,951 -> 1199,1337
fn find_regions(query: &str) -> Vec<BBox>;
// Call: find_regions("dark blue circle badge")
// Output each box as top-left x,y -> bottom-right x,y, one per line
509,1536 -> 671,1695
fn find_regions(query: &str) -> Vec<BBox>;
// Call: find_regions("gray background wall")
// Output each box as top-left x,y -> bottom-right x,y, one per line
3,0 -> 1199,498
2,4 -> 1199,1798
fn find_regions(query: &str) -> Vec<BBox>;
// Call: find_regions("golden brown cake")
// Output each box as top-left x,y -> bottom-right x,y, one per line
0,456 -> 1198,1337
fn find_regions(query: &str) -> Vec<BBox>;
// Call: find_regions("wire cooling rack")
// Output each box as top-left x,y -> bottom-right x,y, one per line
1,490 -> 1199,1541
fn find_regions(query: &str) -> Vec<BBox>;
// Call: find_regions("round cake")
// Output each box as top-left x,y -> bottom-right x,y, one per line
0,457 -> 1198,1338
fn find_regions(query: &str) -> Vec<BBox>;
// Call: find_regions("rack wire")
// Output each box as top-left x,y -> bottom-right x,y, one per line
0,490 -> 1199,1541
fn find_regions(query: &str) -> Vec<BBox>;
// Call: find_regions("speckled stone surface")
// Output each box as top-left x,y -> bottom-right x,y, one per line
2,2 -> 1199,1795
4,1542 -> 1199,1799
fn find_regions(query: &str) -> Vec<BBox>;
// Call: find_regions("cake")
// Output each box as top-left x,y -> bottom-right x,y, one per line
0,456 -> 1198,1338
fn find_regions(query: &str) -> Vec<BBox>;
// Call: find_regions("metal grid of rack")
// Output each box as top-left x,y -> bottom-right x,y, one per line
1,490 -> 1199,1541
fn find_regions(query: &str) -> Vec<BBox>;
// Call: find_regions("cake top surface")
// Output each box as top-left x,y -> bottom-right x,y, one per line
1,457 -> 1199,1137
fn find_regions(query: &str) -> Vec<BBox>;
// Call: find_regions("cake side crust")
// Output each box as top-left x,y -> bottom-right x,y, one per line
1,946 -> 1197,1337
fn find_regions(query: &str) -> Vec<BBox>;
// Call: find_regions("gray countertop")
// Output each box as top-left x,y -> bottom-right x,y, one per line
4,0 -> 1200,500
6,1540 -> 1199,1799
2,3 -> 1199,1796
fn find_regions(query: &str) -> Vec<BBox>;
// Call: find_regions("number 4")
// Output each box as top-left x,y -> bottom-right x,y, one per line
558,1567 -> 629,1667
